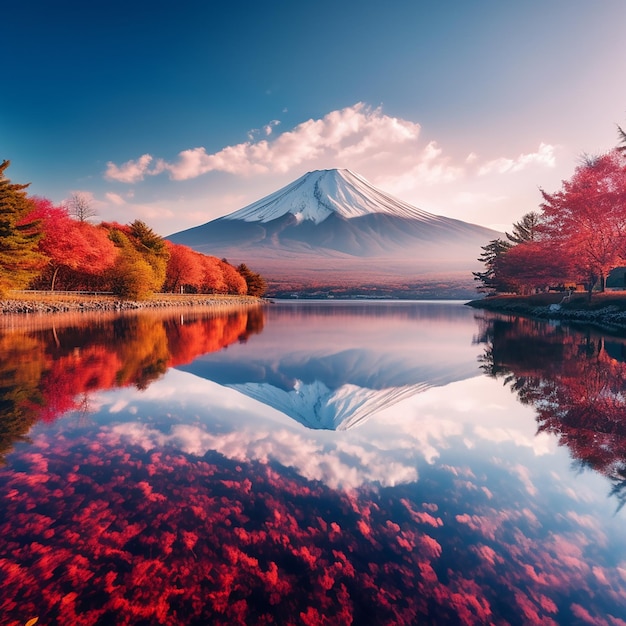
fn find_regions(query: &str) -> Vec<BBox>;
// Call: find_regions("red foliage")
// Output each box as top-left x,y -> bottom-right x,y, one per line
162,241 -> 250,295
27,198 -> 118,290
163,241 -> 204,292
497,240 -> 572,294
218,260 -> 248,295
0,308 -> 265,436
2,439 -> 623,624
540,150 -> 626,290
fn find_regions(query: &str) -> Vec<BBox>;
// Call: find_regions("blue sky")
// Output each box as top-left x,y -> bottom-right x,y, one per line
3,0 -> 626,235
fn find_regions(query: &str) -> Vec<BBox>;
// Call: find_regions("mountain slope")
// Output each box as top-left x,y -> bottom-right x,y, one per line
168,169 -> 500,295
227,380 -> 432,431
224,169 -> 437,224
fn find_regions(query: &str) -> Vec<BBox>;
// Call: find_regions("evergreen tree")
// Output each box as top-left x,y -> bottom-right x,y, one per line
505,211 -> 542,244
0,161 -> 44,296
128,220 -> 169,292
472,238 -> 512,294
236,263 -> 267,297
618,123 -> 626,152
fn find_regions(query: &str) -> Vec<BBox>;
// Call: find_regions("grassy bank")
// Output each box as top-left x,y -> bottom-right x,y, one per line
466,291 -> 626,330
1,292 -> 264,315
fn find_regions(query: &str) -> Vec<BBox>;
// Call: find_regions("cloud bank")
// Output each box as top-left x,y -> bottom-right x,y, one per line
105,103 -> 556,187
102,103 -> 560,233
105,103 -> 424,182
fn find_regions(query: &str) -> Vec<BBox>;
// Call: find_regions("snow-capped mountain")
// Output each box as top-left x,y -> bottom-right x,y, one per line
179,351 -> 478,431
226,379 -> 432,431
177,301 -> 482,432
168,169 -> 500,295
224,169 -> 437,225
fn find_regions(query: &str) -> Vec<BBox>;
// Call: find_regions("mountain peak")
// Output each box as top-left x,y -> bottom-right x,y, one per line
223,168 -> 436,225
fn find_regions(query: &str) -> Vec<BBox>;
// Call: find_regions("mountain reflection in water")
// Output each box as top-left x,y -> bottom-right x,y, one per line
1,302 -> 626,625
179,301 -> 481,430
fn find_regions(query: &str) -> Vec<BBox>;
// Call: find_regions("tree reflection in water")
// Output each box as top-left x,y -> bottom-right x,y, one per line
476,313 -> 626,509
0,306 -> 265,464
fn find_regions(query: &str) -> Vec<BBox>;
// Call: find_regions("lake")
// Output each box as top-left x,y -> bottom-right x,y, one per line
1,301 -> 625,625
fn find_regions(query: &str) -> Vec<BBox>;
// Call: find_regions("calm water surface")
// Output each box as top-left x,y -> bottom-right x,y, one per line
1,301 -> 625,625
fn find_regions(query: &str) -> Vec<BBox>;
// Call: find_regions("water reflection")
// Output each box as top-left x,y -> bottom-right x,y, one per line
0,306 -> 264,464
476,313 -> 626,509
180,301 -> 482,430
2,303 -> 626,624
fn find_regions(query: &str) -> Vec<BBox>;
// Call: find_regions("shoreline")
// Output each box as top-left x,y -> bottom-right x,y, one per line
0,293 -> 265,315
465,292 -> 626,331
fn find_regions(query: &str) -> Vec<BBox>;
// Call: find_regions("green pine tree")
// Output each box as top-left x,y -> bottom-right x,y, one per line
0,160 -> 44,296
472,238 -> 512,293
237,263 -> 268,297
128,220 -> 170,292
505,211 -> 542,244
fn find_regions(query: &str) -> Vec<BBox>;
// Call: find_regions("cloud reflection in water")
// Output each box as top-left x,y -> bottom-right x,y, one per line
2,303 -> 626,624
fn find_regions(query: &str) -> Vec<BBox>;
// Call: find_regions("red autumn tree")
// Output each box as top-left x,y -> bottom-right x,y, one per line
496,240 -> 573,295
218,259 -> 247,295
163,241 -> 204,293
199,255 -> 227,293
28,198 -> 117,290
540,150 -> 626,293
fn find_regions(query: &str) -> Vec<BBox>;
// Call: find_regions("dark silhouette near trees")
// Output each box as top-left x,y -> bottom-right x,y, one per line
472,238 -> 512,293
617,123 -> 626,152
505,211 -> 541,244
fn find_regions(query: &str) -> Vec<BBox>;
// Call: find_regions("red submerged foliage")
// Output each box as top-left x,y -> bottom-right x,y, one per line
1,433 -> 625,625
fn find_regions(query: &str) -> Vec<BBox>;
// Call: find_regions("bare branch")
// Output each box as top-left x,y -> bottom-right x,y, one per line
67,192 -> 97,222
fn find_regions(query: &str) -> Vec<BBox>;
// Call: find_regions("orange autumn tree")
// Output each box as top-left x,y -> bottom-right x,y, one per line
218,259 -> 247,295
163,241 -> 204,293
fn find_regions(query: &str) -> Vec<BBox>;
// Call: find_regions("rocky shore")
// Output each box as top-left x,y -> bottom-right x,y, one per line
466,293 -> 626,331
1,294 -> 264,315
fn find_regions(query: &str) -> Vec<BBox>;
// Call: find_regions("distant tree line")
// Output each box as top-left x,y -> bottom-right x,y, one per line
474,132 -> 626,298
0,160 -> 267,299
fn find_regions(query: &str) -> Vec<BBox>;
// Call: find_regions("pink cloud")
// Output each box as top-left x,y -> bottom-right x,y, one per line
478,142 -> 556,176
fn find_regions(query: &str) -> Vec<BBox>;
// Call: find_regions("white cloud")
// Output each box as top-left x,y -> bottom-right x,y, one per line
104,192 -> 126,205
99,103 -> 563,233
104,103 -> 422,182
109,421 -> 418,490
477,142 -> 556,176
264,120 -> 280,135
105,153 -> 165,183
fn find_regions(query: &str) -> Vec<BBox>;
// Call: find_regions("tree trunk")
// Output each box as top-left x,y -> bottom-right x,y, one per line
50,266 -> 60,292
